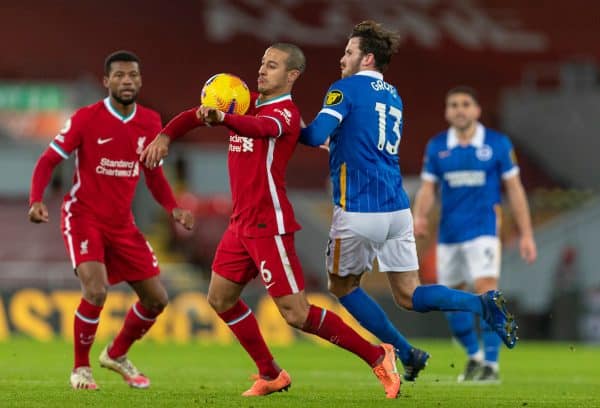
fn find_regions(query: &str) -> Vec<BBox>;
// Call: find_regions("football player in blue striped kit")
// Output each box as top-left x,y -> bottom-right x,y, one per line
300,20 -> 520,383
413,86 -> 537,382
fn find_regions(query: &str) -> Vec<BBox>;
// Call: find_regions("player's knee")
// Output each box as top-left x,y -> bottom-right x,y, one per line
144,295 -> 168,315
279,305 -> 308,329
327,275 -> 360,298
207,292 -> 235,313
83,287 -> 108,306
327,281 -> 346,298
391,289 -> 414,310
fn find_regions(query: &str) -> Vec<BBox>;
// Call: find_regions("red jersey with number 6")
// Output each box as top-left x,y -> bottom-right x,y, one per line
227,93 -> 301,237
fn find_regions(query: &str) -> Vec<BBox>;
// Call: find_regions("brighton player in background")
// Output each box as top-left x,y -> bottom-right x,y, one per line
413,86 -> 537,382
28,50 -> 194,390
300,20 -> 519,381
141,43 -> 401,399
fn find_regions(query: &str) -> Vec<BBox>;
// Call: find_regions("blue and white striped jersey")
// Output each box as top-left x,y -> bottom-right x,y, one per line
301,70 -> 409,212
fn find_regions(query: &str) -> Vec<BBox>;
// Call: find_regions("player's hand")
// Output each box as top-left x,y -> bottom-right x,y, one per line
413,215 -> 429,238
28,202 -> 49,223
319,137 -> 330,152
141,133 -> 170,169
197,105 -> 224,126
172,207 -> 194,230
520,234 -> 537,264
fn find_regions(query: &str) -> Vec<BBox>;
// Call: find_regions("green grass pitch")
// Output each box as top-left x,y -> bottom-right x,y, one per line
0,338 -> 598,407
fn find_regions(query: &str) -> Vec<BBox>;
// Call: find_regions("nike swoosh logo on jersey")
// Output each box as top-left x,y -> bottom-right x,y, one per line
265,282 -> 276,290
97,137 -> 113,144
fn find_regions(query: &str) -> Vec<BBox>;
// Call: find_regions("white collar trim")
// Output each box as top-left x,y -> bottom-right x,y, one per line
447,123 -> 485,149
355,70 -> 383,80
103,97 -> 137,123
256,93 -> 292,108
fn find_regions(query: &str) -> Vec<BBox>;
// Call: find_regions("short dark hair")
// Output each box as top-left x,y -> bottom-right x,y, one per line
270,42 -> 306,73
446,86 -> 479,104
350,20 -> 400,73
104,50 -> 140,75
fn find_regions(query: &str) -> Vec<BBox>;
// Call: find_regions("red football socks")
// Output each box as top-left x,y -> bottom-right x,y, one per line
73,298 -> 103,368
109,302 -> 159,359
218,300 -> 280,379
302,305 -> 384,367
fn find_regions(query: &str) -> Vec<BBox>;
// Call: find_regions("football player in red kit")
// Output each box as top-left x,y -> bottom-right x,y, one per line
28,50 -> 193,390
141,43 -> 400,399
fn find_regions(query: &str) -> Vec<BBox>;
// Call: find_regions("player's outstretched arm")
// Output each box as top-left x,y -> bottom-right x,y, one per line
300,113 -> 338,147
142,108 -> 205,168
198,105 -> 281,139
28,148 -> 63,224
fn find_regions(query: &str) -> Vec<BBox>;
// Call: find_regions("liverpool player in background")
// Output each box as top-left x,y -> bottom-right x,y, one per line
28,50 -> 194,390
141,43 -> 401,399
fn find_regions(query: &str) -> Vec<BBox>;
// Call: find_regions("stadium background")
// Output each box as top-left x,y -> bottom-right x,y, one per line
1,0 -> 599,346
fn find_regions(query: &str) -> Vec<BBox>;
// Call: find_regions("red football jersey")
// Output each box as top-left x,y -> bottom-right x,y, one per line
227,93 -> 302,237
49,98 -> 162,225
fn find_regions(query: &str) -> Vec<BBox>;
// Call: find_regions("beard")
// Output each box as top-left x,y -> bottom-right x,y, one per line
111,90 -> 138,106
341,60 -> 360,78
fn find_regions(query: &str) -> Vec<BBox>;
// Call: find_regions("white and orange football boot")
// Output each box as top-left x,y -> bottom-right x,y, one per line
70,366 -> 99,390
99,345 -> 150,389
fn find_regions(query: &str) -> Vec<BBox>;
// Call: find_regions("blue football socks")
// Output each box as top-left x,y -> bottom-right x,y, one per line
480,315 -> 501,364
412,284 -> 483,315
446,311 -> 480,355
339,287 -> 413,364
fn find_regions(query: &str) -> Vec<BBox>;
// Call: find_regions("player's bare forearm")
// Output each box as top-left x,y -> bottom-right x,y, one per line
28,202 -> 49,223
504,176 -> 533,237
504,176 -> 537,263
413,181 -> 436,237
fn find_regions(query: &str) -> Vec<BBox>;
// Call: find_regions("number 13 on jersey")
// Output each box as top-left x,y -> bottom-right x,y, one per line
375,102 -> 402,155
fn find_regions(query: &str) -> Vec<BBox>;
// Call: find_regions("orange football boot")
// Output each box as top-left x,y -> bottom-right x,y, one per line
372,343 -> 401,399
242,369 -> 291,396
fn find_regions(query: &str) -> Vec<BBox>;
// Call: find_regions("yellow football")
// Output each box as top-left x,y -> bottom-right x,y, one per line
201,73 -> 251,115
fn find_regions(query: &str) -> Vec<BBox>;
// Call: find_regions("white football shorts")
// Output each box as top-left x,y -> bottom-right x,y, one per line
436,235 -> 501,287
326,206 -> 419,277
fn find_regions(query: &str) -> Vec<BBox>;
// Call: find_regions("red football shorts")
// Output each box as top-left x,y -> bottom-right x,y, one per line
212,227 -> 305,297
61,214 -> 160,285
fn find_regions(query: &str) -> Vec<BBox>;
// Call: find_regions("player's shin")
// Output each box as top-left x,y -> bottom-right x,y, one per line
74,298 -> 102,368
301,304 -> 383,366
446,311 -> 480,356
340,287 -> 414,364
217,300 -> 280,379
109,302 -> 159,358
